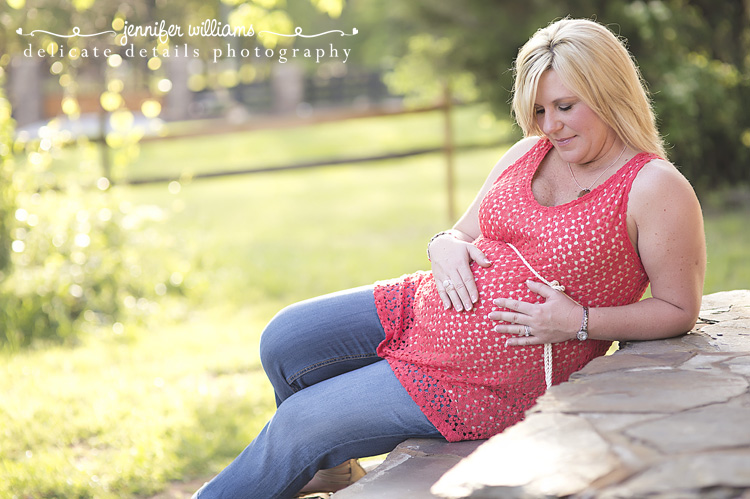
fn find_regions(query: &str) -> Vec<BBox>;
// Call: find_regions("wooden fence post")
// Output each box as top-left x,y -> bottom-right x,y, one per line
442,81 -> 456,222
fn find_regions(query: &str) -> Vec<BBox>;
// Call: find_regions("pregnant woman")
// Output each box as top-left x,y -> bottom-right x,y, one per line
194,17 -> 705,499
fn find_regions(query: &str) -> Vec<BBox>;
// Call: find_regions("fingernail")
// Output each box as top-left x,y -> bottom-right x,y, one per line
471,295 -> 478,303
505,339 -> 511,347
443,303 -> 450,310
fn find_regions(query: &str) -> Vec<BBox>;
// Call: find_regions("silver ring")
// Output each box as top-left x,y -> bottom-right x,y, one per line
443,279 -> 454,291
524,325 -> 531,337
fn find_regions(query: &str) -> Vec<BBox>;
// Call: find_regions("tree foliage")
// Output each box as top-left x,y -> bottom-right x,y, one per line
379,0 -> 750,192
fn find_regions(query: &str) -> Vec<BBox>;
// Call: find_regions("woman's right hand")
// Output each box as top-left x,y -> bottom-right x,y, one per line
429,233 -> 492,312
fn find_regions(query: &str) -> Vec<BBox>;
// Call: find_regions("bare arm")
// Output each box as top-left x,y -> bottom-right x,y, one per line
429,137 -> 540,311
585,159 -> 706,340
495,158 -> 706,344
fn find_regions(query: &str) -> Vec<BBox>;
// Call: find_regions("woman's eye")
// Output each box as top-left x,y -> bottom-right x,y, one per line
535,108 -> 545,115
559,105 -> 572,111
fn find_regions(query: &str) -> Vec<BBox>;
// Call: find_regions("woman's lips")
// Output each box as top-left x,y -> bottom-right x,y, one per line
556,136 -> 575,147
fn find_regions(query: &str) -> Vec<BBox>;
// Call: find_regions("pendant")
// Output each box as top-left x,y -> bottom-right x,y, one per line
577,189 -> 590,198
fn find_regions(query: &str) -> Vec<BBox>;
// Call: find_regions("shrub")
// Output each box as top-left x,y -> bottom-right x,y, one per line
0,186 -> 184,349
0,76 -> 186,350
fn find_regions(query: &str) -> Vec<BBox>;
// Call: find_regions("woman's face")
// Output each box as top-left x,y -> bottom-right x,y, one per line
534,69 -> 619,166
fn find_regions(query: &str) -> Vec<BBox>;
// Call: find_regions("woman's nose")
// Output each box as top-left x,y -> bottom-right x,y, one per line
540,111 -> 562,135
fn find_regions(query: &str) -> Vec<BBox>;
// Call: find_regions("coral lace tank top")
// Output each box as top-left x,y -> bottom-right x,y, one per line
374,138 -> 653,442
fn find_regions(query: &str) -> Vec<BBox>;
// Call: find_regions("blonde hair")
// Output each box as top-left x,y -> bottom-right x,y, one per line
512,18 -> 666,158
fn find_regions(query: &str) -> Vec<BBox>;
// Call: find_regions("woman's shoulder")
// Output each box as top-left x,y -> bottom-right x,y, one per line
490,136 -> 545,175
632,157 -> 694,196
629,156 -> 700,219
507,136 -> 546,161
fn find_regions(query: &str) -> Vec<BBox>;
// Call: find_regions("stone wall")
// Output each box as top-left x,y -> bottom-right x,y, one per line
336,290 -> 750,499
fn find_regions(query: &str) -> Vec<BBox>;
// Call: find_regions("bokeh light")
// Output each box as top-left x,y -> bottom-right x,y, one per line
156,79 -> 172,93
108,54 -> 123,68
147,57 -> 162,71
107,79 -> 124,93
61,97 -> 79,116
218,70 -> 239,88
15,209 -> 28,222
187,73 -> 206,92
141,100 -> 161,118
110,109 -> 134,131
97,177 -> 111,190
100,91 -> 122,112
59,74 -> 72,87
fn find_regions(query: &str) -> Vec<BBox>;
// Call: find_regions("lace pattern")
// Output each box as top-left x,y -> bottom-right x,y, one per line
375,138 -> 653,442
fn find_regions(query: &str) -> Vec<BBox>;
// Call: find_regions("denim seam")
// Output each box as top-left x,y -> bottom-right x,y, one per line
286,353 -> 382,387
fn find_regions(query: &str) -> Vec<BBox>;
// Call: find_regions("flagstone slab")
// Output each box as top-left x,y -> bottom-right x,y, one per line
430,413 -> 620,498
333,439 -> 483,499
597,450 -> 750,498
533,368 -> 747,413
624,403 -> 750,454
568,350 -> 694,378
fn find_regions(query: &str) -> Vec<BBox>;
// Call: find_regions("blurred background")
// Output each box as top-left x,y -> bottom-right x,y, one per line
1,0 -> 749,497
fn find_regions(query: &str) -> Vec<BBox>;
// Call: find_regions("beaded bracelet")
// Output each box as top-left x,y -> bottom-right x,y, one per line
426,231 -> 455,261
576,306 -> 589,341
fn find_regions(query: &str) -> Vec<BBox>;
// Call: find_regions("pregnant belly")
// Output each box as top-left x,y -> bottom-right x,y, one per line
410,237 -> 538,366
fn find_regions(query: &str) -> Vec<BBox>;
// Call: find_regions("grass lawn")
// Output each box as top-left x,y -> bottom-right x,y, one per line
2,104 -> 748,498
703,209 -> 750,294
0,306 -> 276,498
53,105 -> 514,182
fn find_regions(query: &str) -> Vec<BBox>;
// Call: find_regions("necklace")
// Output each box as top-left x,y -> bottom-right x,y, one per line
568,145 -> 627,198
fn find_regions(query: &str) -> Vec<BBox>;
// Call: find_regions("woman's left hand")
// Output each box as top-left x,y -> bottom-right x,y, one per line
489,280 -> 583,346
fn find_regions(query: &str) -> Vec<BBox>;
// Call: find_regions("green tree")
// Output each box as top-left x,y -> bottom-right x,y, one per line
619,0 -> 750,192
379,0 -> 750,192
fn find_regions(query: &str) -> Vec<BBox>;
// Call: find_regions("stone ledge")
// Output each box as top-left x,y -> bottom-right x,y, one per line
332,439 -> 484,499
336,290 -> 750,498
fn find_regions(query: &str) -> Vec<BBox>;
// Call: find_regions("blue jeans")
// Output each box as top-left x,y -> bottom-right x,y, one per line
194,285 -> 443,499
